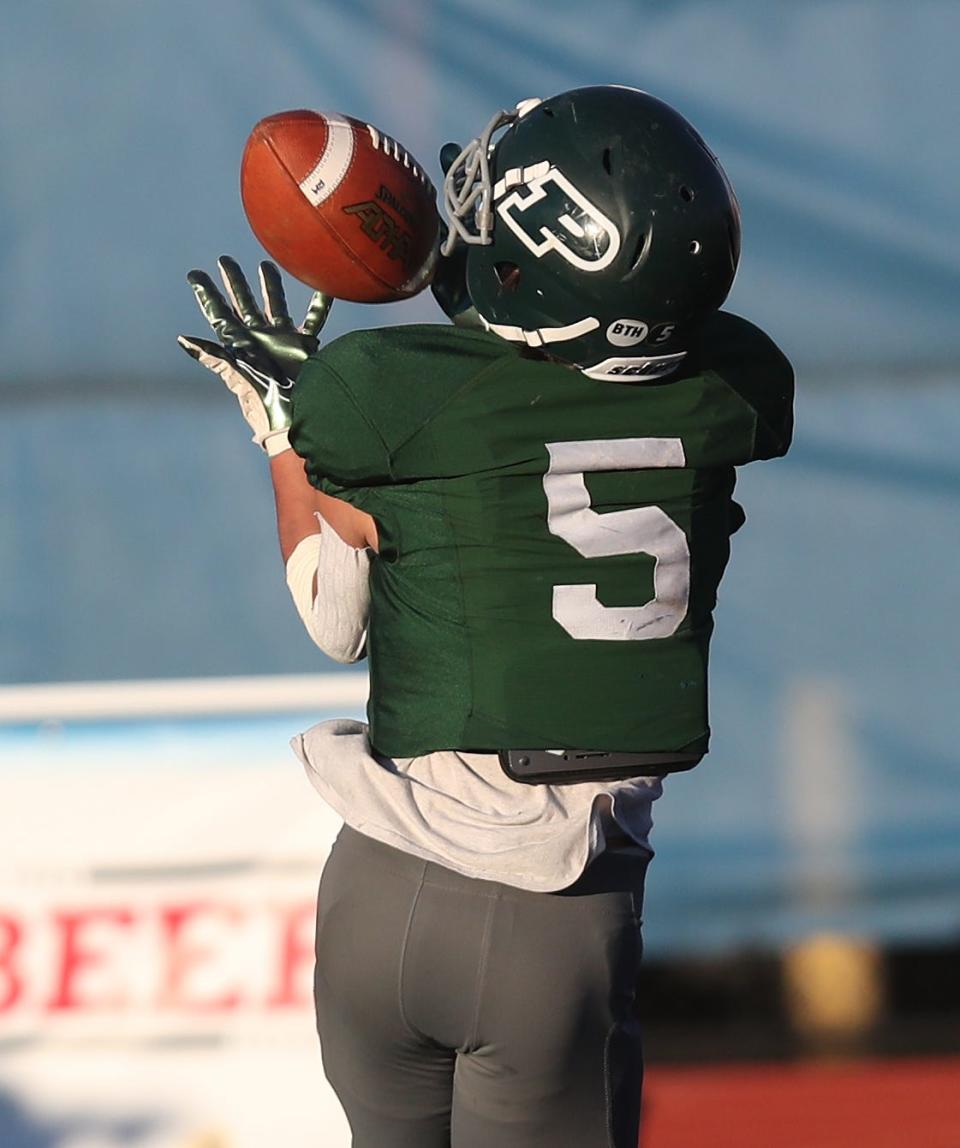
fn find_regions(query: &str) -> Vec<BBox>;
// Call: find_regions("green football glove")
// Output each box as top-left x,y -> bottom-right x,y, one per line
178,256 -> 332,456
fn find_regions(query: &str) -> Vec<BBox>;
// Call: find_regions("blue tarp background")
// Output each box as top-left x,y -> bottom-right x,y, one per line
1,1 -> 958,950
2,0 -> 958,378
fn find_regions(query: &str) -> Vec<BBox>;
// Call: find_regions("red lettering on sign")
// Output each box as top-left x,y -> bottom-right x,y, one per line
46,907 -> 135,1011
159,902 -> 243,1011
266,903 -> 315,1008
0,915 -> 23,1012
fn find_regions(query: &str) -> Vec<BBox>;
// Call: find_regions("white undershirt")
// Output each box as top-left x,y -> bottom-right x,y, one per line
286,523 -> 662,891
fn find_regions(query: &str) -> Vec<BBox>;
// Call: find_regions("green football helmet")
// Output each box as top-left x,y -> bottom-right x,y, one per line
442,85 -> 740,381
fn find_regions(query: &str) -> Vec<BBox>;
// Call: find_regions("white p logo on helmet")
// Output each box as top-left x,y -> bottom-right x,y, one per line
495,164 -> 621,272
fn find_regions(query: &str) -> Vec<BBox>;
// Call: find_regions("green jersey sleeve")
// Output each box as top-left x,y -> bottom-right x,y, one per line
691,311 -> 795,461
289,353 -> 392,489
290,325 -> 510,489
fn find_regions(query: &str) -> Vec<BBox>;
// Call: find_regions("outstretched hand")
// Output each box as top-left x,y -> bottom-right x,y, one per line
178,257 -> 332,455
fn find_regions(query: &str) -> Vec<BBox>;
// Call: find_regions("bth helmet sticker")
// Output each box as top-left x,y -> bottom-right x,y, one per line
606,319 -> 649,346
496,165 -> 621,272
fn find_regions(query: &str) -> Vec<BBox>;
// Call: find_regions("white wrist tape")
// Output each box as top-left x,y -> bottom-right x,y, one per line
285,519 -> 370,663
262,428 -> 291,457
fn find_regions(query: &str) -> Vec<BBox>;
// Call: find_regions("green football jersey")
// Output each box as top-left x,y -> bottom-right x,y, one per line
290,311 -> 793,759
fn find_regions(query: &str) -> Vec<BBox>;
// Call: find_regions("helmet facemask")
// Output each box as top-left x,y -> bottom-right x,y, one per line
441,106 -> 520,254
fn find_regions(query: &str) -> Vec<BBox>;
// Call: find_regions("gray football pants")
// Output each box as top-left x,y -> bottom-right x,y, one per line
314,825 -> 649,1148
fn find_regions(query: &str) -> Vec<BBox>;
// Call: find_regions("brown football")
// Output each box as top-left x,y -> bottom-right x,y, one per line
240,109 -> 440,303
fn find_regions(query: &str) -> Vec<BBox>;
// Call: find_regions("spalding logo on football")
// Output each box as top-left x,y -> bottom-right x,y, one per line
241,110 -> 439,303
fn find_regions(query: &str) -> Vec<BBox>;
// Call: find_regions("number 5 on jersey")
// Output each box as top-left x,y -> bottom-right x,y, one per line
543,437 -> 690,641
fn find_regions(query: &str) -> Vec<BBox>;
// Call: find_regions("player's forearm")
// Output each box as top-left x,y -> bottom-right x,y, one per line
269,450 -> 379,563
286,527 -> 370,663
271,451 -> 372,663
269,449 -> 324,563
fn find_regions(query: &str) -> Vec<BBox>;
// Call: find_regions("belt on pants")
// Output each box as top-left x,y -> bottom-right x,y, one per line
498,747 -> 704,785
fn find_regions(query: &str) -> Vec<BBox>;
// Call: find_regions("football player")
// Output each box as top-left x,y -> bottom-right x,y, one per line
181,86 -> 793,1148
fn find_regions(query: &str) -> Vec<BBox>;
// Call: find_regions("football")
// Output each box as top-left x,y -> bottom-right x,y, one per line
240,109 -> 440,303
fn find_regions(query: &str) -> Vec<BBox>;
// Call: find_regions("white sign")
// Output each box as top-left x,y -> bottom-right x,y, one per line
0,706 -> 355,1148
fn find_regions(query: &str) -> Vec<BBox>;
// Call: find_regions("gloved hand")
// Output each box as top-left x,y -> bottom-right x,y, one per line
430,142 -> 483,331
178,256 -> 332,456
